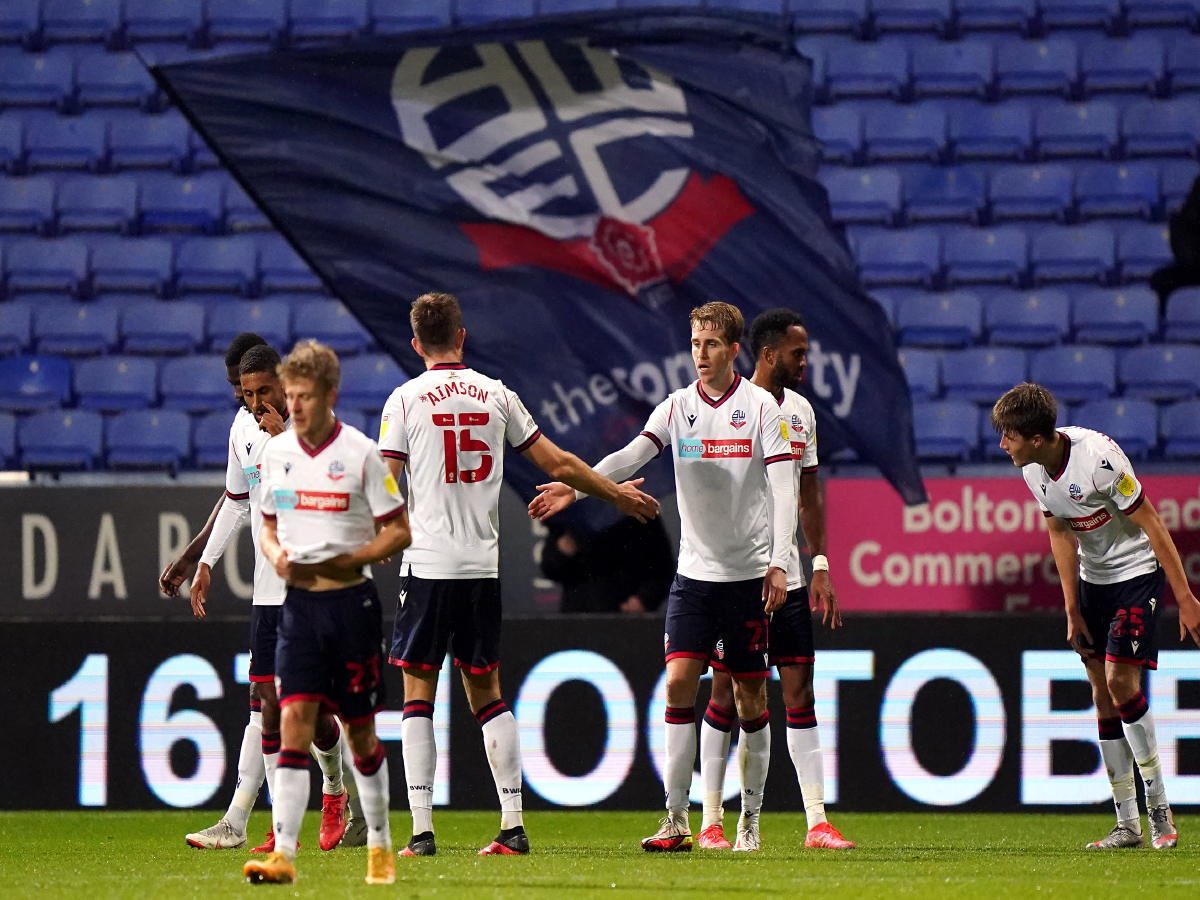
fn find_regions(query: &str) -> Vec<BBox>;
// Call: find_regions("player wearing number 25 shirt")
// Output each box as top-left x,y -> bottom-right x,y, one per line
378,292 -> 658,860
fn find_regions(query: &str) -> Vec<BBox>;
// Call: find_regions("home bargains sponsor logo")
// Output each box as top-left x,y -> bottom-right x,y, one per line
273,489 -> 350,512
1068,509 -> 1111,532
677,438 -> 752,459
791,441 -> 806,459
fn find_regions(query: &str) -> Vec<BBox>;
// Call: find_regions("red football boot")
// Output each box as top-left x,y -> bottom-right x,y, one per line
319,790 -> 348,851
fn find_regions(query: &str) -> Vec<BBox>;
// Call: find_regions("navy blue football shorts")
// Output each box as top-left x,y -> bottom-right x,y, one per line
709,586 -> 815,672
1079,566 -> 1164,670
665,574 -> 770,679
389,572 -> 502,675
248,604 -> 281,683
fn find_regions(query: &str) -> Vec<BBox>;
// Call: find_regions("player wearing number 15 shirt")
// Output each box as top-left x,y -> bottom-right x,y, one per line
378,292 -> 659,860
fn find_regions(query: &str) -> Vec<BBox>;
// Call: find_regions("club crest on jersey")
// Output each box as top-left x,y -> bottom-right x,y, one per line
1069,483 -> 1083,502
791,414 -> 802,432
328,460 -> 346,481
730,409 -> 746,429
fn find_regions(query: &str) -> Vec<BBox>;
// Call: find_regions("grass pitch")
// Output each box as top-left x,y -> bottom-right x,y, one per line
1,810 -> 1197,899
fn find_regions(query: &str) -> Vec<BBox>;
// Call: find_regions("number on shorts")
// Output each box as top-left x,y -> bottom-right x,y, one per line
346,657 -> 380,694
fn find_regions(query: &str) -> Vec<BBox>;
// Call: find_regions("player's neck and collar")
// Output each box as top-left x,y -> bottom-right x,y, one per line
296,412 -> 341,458
424,350 -> 467,372
1034,430 -> 1071,481
750,363 -> 786,405
697,365 -> 739,406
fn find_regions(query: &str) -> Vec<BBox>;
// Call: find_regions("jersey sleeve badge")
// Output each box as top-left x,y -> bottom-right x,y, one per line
1115,471 -> 1136,497
379,415 -> 389,439
779,420 -> 789,440
383,472 -> 400,498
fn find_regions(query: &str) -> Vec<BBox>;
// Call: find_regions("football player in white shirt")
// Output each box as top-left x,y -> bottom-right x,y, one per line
994,383 -> 1200,851
530,302 -> 797,853
379,292 -> 659,858
185,345 -> 357,854
243,342 -> 411,887
696,308 -> 853,852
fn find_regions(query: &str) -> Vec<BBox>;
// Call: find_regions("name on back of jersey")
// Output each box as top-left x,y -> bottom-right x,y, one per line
421,379 -> 489,406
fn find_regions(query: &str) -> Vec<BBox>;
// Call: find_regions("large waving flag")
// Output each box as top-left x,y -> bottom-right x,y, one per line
154,10 -> 927,510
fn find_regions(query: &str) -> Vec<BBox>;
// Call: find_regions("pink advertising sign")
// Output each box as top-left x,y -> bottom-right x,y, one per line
826,475 -> 1200,612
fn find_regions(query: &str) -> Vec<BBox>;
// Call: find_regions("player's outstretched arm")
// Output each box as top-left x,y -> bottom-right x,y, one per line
1046,516 -> 1090,656
522,434 -> 659,523
190,497 -> 250,619
160,492 -> 223,597
1128,500 -> 1200,648
799,471 -> 840,628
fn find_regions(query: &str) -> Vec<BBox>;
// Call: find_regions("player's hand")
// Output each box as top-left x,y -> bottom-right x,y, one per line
159,554 -> 195,597
189,563 -> 211,619
259,402 -> 286,437
1066,610 -> 1094,659
270,547 -> 294,582
612,478 -> 659,523
810,570 -> 842,628
763,566 -> 788,613
1177,589 -> 1200,649
529,482 -> 576,521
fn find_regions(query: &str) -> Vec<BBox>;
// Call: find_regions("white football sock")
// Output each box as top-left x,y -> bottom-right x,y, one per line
664,707 -> 697,819
402,701 -> 436,835
272,750 -> 311,860
311,720 -> 344,796
261,729 -> 280,808
225,711 -> 264,834
351,742 -> 391,851
699,702 -> 733,829
738,713 -> 770,816
477,701 -> 523,830
1100,736 -> 1139,831
340,730 -> 362,816
786,708 -> 827,829
1119,692 -> 1168,809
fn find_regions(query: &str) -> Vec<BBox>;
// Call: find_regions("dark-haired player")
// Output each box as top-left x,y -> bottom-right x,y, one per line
379,292 -> 659,858
531,302 -> 796,853
993,382 -> 1200,850
697,308 -> 853,852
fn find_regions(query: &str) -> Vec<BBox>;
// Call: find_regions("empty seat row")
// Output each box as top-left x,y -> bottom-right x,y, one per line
0,48 -> 161,111
0,296 -> 373,356
0,352 -> 405,413
0,234 -> 319,296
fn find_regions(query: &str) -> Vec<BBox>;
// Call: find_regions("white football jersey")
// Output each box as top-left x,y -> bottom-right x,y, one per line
377,362 -> 540,579
1023,426 -> 1156,584
778,387 -> 819,590
640,374 -> 793,582
259,419 -> 405,578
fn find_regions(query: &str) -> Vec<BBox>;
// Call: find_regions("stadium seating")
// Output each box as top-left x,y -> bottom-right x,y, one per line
1070,399 -> 1158,457
897,348 -> 941,400
225,180 -> 270,232
943,226 -> 1027,285
88,235 -> 172,293
1075,163 -> 1158,220
942,347 -> 1027,401
1122,99 -> 1200,157
912,400 -> 979,459
105,409 -> 191,468
0,355 -> 71,411
1161,399 -> 1200,457
996,39 -> 1078,97
18,409 -> 103,469
74,355 -> 155,409
911,40 -> 993,98
6,237 -> 89,293
1035,101 -> 1119,159
1168,34 -> 1200,89
288,0 -> 370,40
0,49 -> 76,110
138,173 -> 225,233
207,299 -> 290,351
120,300 -> 205,354
205,0 -> 288,44
1161,161 -> 1198,213
896,291 -> 983,346
337,354 -> 406,411
1080,36 -> 1164,95
34,302 -> 118,355
0,176 -> 56,233
121,0 -> 205,43
0,2 -> 40,45
1039,0 -> 1121,31
1165,287 -> 1200,341
0,411 -> 14,466
455,0 -> 535,25
259,234 -> 322,292
989,164 -> 1074,222
193,408 -> 238,467
160,355 -> 232,411
819,167 -> 903,225
873,0 -> 952,33
856,228 -> 941,285
0,304 -> 31,354
985,289 -> 1070,346
1119,345 -> 1200,400
108,110 -> 191,171
949,101 -> 1033,160
1030,345 -> 1116,401
175,236 -> 258,294
789,0 -> 865,33
56,174 -> 139,233
371,0 -> 452,32
863,104 -> 946,162
956,0 -> 1037,33
1029,224 -> 1115,283
1072,286 -> 1160,343
23,111 -> 108,170
1117,223 -> 1173,280
292,299 -> 372,354
826,40 -> 909,99
76,52 -> 161,110
41,0 -> 122,44
904,167 -> 985,223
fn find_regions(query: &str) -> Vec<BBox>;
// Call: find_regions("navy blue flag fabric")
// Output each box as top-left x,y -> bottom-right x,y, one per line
153,10 -> 927,513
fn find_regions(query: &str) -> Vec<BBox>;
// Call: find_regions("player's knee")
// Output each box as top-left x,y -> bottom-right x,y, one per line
732,678 -> 767,720
782,680 -> 814,711
1106,667 -> 1141,705
344,720 -> 377,760
249,682 -> 260,703
709,672 -> 735,710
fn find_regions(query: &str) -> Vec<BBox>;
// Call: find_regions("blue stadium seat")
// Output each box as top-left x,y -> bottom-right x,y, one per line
0,175 -> 55,233
1128,0 -> 1200,28
138,173 -> 224,233
1029,224 -> 1115,283
76,52 -> 161,110
206,0 -> 287,43
1075,163 -> 1159,220
826,39 -> 909,99
787,0 -> 862,31
1119,344 -> 1200,400
943,225 -> 1028,285
1117,223 -> 1173,281
863,103 -> 946,162
1068,288 -> 1159,347
868,286 -> 913,325
0,303 -> 31,354
0,1 -> 40,45
818,167 -> 902,225
872,0 -> 951,33
88,235 -> 172,293
1070,399 -> 1158,458
996,38 -> 1078,97
370,0 -> 452,32
1161,399 -> 1200,457
911,40 -> 993,98
896,291 -> 983,347
0,355 -> 70,410
540,0 -> 621,11
160,355 -> 232,411
905,167 -> 985,223
978,407 -> 1014,456
455,0 -> 534,25
56,174 -> 138,233
942,347 -> 1027,401
1081,36 -> 1165,96
1165,286 -> 1200,341
986,288 -> 1070,345
292,299 -> 372,354
259,234 -> 321,292
857,227 -> 941,285
34,302 -> 118,354
1161,160 -> 1198,212
989,164 -> 1074,221
336,407 -> 369,438
23,111 -> 107,170
0,410 -> 13,466
108,110 -> 190,171
1030,345 -> 1116,401
0,49 -> 75,110
949,101 -> 1033,161
1036,101 -> 1119,159
5,237 -> 89,294
337,353 -> 406,410
121,299 -> 204,353
912,399 -> 979,460
175,236 -> 259,294
19,410 -> 103,469
193,407 -> 237,467
74,355 -> 155,409
897,347 -> 940,400
121,0 -> 205,43
224,180 -> 269,232
812,106 -> 860,164
795,37 -> 828,93
207,299 -> 290,350
288,0 -> 368,39
0,114 -> 22,171
1167,34 -> 1200,90
1122,99 -> 1200,157
40,0 -> 122,43
1039,0 -> 1121,30
956,0 -> 1037,33
106,409 -> 191,468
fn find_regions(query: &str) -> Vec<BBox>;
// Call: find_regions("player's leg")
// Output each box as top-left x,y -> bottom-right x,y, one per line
345,716 -> 394,884
338,729 -> 367,847
185,684 -> 261,849
249,606 -> 285,853
313,711 -> 349,850
251,679 -> 283,852
697,663 -> 734,848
